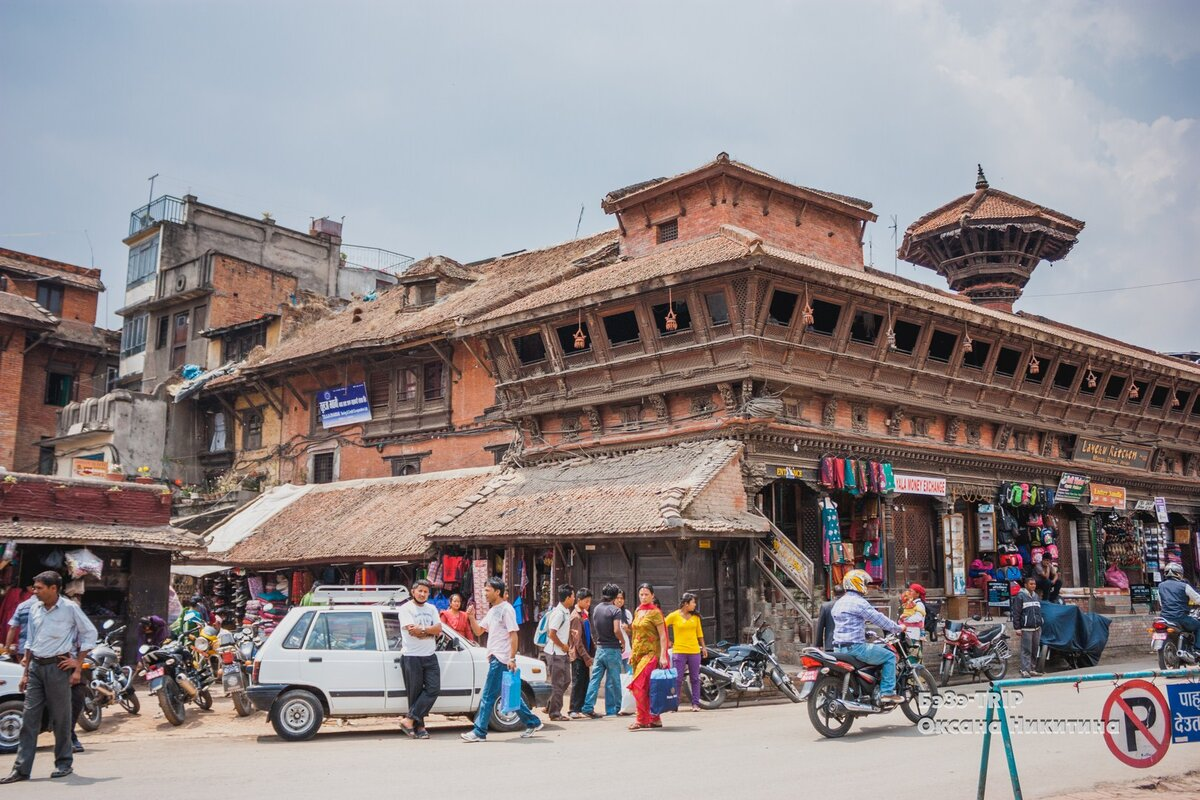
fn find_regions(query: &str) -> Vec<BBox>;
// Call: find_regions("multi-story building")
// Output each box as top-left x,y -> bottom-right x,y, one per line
0,248 -> 118,474
196,155 -> 1200,649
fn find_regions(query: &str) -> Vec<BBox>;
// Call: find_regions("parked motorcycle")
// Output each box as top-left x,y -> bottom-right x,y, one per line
77,620 -> 140,731
937,618 -> 1010,686
801,632 -> 938,738
139,635 -> 214,726
214,624 -> 261,717
1151,608 -> 1200,669
697,625 -> 802,709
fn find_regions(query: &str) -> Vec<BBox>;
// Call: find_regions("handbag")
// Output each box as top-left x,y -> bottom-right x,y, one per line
619,671 -> 636,715
650,668 -> 680,715
501,668 -> 522,713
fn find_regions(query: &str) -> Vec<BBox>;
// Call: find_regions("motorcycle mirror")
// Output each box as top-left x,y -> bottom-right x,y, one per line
971,615 -> 982,621
138,644 -> 152,655
103,619 -> 115,630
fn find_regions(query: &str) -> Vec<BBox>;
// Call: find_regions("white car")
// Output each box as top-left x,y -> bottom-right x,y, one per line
247,603 -> 551,741
0,658 -> 25,752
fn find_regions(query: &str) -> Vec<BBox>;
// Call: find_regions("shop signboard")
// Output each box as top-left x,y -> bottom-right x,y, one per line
977,504 -> 996,550
987,580 -> 1011,608
317,383 -> 372,429
1167,683 -> 1200,743
1130,583 -> 1153,608
1072,436 -> 1152,470
942,514 -> 966,596
1134,499 -> 1156,512
1090,483 -> 1127,510
1154,497 -> 1169,524
772,465 -> 803,480
1056,473 -> 1089,503
893,474 -> 946,496
72,458 -> 109,478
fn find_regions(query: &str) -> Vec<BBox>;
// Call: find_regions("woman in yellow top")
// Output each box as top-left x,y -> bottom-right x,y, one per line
627,583 -> 670,730
665,592 -> 707,711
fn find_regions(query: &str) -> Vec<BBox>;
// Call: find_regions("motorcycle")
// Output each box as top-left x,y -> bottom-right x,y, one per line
802,632 -> 938,738
139,635 -> 215,726
77,620 -> 140,731
215,623 -> 262,717
697,624 -> 802,709
937,618 -> 1010,686
1151,608 -> 1200,669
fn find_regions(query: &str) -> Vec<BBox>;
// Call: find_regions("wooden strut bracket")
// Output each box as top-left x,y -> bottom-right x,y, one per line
704,178 -> 718,207
730,179 -> 745,208
793,198 -> 808,227
663,539 -> 684,564
461,339 -> 494,379
762,188 -> 773,217
429,341 -> 462,378
673,190 -> 687,217
281,375 -> 308,410
617,542 -> 633,567
253,379 -> 284,417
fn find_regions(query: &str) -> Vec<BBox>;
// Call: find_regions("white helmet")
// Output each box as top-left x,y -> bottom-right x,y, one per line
1163,563 -> 1184,579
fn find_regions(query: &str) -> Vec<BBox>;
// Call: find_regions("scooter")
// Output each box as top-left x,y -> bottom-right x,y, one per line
1151,608 -> 1200,669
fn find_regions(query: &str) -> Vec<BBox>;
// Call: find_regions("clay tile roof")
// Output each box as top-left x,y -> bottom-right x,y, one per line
0,291 -> 53,326
47,318 -> 120,351
0,520 -> 199,552
214,468 -> 499,567
246,230 -> 619,372
403,255 -> 477,282
906,186 -> 1085,239
428,440 -> 768,542
0,249 -> 105,291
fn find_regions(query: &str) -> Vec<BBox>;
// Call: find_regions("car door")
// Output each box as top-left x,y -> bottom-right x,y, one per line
379,612 -> 476,714
380,612 -> 408,714
300,610 -> 387,715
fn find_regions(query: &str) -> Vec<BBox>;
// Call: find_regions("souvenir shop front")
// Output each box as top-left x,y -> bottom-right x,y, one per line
1091,490 -> 1194,605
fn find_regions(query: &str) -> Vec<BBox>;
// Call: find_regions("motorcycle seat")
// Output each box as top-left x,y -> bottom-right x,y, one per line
975,627 -> 1003,643
834,653 -> 879,671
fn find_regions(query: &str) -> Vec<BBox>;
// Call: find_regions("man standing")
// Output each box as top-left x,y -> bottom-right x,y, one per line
542,584 -> 575,721
814,584 -> 844,650
398,579 -> 442,739
567,588 -> 593,719
580,583 -> 625,718
1012,576 -> 1044,678
4,584 -> 36,657
461,577 -> 542,742
2,571 -> 97,783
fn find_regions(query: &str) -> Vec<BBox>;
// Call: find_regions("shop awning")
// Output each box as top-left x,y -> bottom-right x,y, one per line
170,563 -> 230,578
205,467 -> 499,568
427,440 -> 769,543
0,521 -> 199,551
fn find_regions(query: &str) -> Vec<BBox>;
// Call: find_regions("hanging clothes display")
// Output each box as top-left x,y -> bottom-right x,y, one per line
471,558 -> 490,619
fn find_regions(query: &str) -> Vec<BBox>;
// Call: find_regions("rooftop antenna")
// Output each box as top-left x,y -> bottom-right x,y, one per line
147,173 -> 159,208
573,203 -> 585,240
888,214 -> 898,273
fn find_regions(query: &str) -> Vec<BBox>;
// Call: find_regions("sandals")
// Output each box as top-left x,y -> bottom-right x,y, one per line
628,723 -> 651,731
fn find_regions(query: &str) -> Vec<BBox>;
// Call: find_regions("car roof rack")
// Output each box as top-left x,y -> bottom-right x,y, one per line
309,585 -> 411,606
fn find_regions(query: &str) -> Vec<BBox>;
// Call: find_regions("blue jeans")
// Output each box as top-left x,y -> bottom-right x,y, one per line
581,647 -> 623,715
473,657 -> 539,738
839,642 -> 897,695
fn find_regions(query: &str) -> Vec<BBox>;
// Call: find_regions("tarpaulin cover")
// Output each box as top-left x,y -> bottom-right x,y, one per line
1039,602 -> 1112,667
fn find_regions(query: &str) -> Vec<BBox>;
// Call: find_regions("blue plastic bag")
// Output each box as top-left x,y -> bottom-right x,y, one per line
650,667 -> 679,715
501,669 -> 522,713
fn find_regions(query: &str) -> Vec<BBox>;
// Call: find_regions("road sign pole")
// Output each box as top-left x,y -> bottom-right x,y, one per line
996,696 -> 1023,800
976,695 -> 996,800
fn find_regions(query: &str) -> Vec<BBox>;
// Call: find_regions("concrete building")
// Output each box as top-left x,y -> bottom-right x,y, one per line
45,389 -> 168,479
0,248 -> 118,474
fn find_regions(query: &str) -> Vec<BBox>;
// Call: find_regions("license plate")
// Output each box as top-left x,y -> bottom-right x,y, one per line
145,667 -> 164,680
223,664 -> 241,675
1152,633 -> 1167,641
799,669 -> 818,682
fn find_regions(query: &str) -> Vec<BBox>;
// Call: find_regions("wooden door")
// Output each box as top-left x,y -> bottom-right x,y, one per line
893,497 -> 938,588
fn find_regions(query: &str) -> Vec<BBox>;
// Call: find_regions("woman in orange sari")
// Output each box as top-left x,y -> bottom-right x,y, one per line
627,582 -> 670,731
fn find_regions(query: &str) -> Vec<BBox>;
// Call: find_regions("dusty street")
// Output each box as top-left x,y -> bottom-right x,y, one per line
4,659 -> 1198,799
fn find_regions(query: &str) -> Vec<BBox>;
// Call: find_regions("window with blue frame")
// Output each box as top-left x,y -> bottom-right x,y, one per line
126,236 -> 160,288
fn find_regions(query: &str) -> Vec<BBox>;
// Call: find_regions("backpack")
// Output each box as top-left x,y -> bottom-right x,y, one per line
534,612 -> 552,648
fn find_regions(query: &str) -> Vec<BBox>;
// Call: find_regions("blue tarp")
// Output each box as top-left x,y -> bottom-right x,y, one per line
1040,602 -> 1112,667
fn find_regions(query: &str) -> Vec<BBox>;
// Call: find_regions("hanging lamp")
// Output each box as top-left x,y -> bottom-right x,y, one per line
1172,392 -> 1181,408
663,287 -> 678,332
885,304 -> 897,351
1028,354 -> 1040,376
572,308 -> 587,350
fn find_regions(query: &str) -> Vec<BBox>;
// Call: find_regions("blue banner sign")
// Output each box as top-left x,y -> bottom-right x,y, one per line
318,383 -> 372,429
1167,682 -> 1200,743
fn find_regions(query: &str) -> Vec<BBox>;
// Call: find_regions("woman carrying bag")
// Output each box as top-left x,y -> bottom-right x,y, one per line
665,592 -> 707,711
627,583 -> 670,731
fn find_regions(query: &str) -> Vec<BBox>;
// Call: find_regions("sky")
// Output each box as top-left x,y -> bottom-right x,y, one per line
2,1 -> 1198,352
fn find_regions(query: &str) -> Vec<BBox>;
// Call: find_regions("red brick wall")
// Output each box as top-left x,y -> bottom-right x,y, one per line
13,346 -> 105,473
0,474 -> 171,526
207,256 -> 299,330
617,180 -> 865,267
0,325 -> 25,469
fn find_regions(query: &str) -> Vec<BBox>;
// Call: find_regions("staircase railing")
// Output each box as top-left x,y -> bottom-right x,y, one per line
751,513 -> 817,629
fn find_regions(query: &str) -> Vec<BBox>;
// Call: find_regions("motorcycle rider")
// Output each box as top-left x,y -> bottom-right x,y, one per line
1158,563 -> 1200,648
831,569 -> 904,704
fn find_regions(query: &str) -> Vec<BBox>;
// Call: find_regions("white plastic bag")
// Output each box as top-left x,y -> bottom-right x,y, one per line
64,548 -> 103,579
619,670 -> 636,716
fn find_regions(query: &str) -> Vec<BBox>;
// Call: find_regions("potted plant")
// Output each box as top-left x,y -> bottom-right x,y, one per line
106,464 -> 125,482
1,474 -> 16,494
159,487 -> 173,506
134,466 -> 154,485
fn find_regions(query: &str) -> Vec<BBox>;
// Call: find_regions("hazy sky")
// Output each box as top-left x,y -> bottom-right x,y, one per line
3,1 -> 1198,351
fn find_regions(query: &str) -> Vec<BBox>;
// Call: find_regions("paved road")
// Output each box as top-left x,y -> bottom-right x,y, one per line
5,659 -> 1197,799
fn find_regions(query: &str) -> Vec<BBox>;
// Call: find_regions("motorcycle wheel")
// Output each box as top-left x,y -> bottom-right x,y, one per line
196,688 -> 213,711
770,667 -> 803,703
900,665 -> 938,724
697,673 -> 727,710
159,677 -> 187,726
232,690 -> 254,717
1159,640 -> 1180,670
77,693 -> 102,732
983,658 -> 1008,682
807,675 -> 854,738
120,690 -> 141,715
938,658 -> 955,687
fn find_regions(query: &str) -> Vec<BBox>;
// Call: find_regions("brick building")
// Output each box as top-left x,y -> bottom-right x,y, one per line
0,248 -> 118,474
194,155 -> 1200,649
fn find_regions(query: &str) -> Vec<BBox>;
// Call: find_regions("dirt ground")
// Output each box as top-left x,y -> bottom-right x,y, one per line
1044,771 -> 1200,799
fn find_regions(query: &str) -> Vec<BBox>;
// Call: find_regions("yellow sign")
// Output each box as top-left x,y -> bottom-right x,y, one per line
772,466 -> 803,480
72,459 -> 109,478
697,540 -> 712,549
1089,483 -> 1127,510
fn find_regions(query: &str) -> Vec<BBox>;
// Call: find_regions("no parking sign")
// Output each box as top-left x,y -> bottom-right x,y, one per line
1101,680 -> 1171,768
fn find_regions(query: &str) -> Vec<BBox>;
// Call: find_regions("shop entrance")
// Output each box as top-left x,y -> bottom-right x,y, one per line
892,496 -> 939,588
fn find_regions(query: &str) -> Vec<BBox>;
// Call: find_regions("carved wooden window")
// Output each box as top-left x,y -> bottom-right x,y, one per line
809,299 -> 841,335
656,219 -> 678,243
962,339 -> 991,370
242,407 -> 264,450
691,393 -> 717,416
411,281 -> 436,306
652,300 -> 691,336
851,404 -> 868,432
704,292 -> 730,327
561,414 -> 581,442
1103,375 -> 1126,400
892,320 -> 921,354
927,329 -> 958,363
398,367 -> 418,403
619,405 -> 641,431
994,347 -> 1022,377
1148,385 -> 1169,409
556,322 -> 590,354
766,290 -> 798,326
423,362 -> 444,401
512,332 -> 547,365
388,456 -> 423,476
911,417 -> 932,437
602,311 -> 640,346
1052,362 -> 1077,390
849,310 -> 883,345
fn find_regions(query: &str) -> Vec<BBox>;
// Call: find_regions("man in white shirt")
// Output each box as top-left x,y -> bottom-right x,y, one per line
542,584 -> 575,721
461,577 -> 543,742
398,579 -> 441,739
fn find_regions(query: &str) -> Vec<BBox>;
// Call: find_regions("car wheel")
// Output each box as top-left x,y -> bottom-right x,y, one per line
483,685 -> 534,733
0,700 -> 23,754
270,690 -> 324,742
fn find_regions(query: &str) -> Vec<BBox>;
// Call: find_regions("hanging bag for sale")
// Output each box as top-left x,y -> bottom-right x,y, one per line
650,667 -> 680,715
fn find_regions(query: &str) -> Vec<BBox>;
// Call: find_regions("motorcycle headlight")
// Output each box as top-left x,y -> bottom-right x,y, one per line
194,638 -> 210,652
240,642 -> 254,659
217,631 -> 235,646
945,629 -> 961,642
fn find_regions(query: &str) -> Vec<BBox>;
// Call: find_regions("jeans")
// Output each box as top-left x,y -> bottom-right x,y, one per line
401,654 -> 441,728
839,642 -> 897,695
1172,616 -> 1200,638
673,652 -> 702,707
14,660 -> 73,776
569,658 -> 590,713
545,653 -> 570,717
1019,628 -> 1041,674
472,657 -> 539,738
581,647 -> 623,715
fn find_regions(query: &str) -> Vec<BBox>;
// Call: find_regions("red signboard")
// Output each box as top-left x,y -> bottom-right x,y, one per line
1102,680 -> 1171,768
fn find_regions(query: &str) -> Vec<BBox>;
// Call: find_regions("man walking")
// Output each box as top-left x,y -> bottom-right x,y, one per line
1012,576 -> 1043,678
543,584 -> 575,721
2,571 -> 97,783
461,577 -> 542,742
568,588 -> 593,719
399,579 -> 442,739
580,583 -> 625,718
